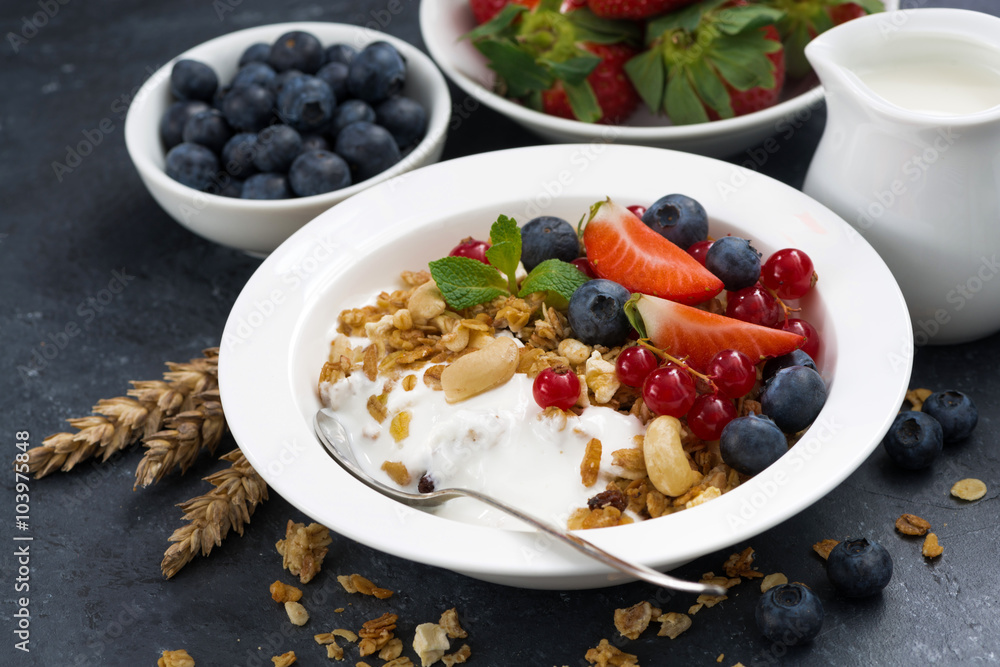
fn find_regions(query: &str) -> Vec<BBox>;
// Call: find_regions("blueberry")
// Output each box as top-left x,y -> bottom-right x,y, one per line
288,150 -> 352,197
719,413 -> 787,475
231,62 -> 276,90
705,236 -> 762,291
348,41 -> 406,104
239,42 -> 271,67
324,43 -> 357,65
170,59 -> 218,102
759,366 -> 827,434
755,583 -> 824,646
217,178 -> 244,198
641,194 -> 708,250
165,142 -> 219,191
520,216 -> 579,272
222,84 -> 275,132
220,133 -> 258,179
160,100 -> 210,150
253,124 -> 303,173
181,109 -> 232,155
270,69 -> 305,97
333,121 -> 401,181
330,100 -> 376,137
921,390 -> 978,443
242,172 -> 291,199
881,411 -> 943,470
277,75 -> 335,133
826,538 -> 893,597
316,62 -> 350,104
566,279 -> 630,347
212,85 -> 229,111
762,349 -> 818,383
375,96 -> 427,149
268,30 -> 325,74
300,134 -> 330,152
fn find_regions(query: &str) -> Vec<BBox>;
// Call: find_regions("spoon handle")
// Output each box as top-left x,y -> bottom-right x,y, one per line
455,488 -> 727,597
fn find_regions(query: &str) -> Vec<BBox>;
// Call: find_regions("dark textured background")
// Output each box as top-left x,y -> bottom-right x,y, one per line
2,0 -> 999,665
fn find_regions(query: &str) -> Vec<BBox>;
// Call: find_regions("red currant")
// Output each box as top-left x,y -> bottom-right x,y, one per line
642,364 -> 697,418
780,318 -> 821,360
687,394 -> 737,441
726,283 -> 781,327
706,349 -> 756,399
449,237 -> 490,264
627,205 -> 647,218
615,345 -> 659,388
532,367 -> 580,410
761,248 -> 816,300
687,239 -> 712,266
571,257 -> 599,279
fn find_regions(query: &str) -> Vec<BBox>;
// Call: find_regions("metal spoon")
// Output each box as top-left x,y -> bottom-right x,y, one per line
314,408 -> 726,596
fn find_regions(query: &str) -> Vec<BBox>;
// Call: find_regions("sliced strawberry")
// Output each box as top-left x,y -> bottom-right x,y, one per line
626,293 -> 804,369
582,199 -> 724,305
586,0 -> 698,20
470,0 -> 539,25
541,42 -> 640,124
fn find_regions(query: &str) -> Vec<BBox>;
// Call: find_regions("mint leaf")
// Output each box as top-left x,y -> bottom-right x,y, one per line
518,259 -> 590,302
429,256 -> 508,310
485,215 -> 522,293
623,294 -> 646,338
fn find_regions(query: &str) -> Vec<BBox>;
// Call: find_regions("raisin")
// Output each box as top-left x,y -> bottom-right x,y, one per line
418,473 -> 435,493
587,488 -> 627,512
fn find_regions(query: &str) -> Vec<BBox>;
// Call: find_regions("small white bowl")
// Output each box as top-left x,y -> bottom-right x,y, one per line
420,0 -> 897,158
219,144 -> 913,590
124,22 -> 451,256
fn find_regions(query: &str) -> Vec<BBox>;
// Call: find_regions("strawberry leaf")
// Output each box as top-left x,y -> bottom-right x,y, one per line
715,5 -> 786,36
537,0 -> 561,11
464,4 -> 526,41
832,0 -> 884,12
623,294 -> 646,339
646,1 -> 720,37
473,39 -> 554,98
665,70 -> 710,125
429,257 -> 508,310
486,215 -> 522,293
708,32 -> 779,91
542,54 -> 602,85
566,7 -> 642,45
518,259 -> 590,302
564,79 -> 603,123
689,59 -> 733,119
624,49 -> 666,114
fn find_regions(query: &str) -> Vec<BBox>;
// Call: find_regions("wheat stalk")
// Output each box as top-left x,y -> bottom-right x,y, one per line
160,447 -> 269,579
25,349 -> 219,478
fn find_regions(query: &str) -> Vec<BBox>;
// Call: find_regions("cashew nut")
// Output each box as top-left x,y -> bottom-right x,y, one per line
407,280 -> 446,325
440,337 -> 518,403
643,415 -> 702,496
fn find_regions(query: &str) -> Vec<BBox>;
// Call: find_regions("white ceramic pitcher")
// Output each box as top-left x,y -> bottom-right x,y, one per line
802,8 -> 1000,345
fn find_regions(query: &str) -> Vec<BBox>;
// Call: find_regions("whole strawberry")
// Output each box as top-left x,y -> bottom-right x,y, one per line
466,0 -> 642,123
762,0 -> 884,78
586,0 -> 698,20
469,0 -> 539,25
624,0 -> 787,124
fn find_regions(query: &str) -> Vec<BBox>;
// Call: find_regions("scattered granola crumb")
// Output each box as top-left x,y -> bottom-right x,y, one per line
951,478 -> 987,501
760,573 -> 788,593
413,622 -> 450,666
379,637 -> 404,661
271,651 -> 296,667
326,641 -> 344,660
812,539 -> 839,560
333,629 -> 359,643
276,520 -> 332,584
717,654 -> 724,663
383,658 -> 415,667
614,601 -> 654,640
905,388 -> 933,411
724,546 -> 763,579
584,638 -> 640,666
335,607 -> 345,613
285,601 -> 309,626
439,608 -> 468,639
359,613 -> 398,657
657,612 -> 692,639
688,602 -> 704,615
270,580 -> 303,603
696,592 -> 728,609
337,573 -> 394,599
441,644 -> 472,666
895,513 -> 931,536
158,649 -> 195,667
923,533 -> 944,558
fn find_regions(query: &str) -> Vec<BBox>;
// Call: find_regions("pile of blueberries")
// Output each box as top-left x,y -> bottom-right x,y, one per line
161,30 -> 428,199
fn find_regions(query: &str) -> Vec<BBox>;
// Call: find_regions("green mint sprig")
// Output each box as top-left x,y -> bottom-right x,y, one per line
429,216 -> 590,311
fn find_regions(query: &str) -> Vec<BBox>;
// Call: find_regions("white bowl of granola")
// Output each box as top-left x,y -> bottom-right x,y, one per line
219,143 -> 912,589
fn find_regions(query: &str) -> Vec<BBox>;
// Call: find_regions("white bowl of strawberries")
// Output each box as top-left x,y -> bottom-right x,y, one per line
420,0 -> 895,158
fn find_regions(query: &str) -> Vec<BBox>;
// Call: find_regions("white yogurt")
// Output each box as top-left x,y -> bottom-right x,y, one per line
322,366 -> 645,529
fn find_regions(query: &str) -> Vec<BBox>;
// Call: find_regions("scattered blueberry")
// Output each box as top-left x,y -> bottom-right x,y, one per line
641,194 -> 708,250
316,61 -> 350,103
160,100 -> 210,149
375,95 -> 427,149
520,216 -> 579,272
826,538 -> 893,597
222,84 -> 275,132
334,121 -> 401,181
165,142 -> 219,191
242,172 -> 291,199
253,124 -> 302,173
239,42 -> 271,67
705,236 -> 762,291
719,413 -> 787,475
300,134 -> 330,152
220,133 -> 258,178
566,279 -> 630,347
755,583 -> 824,646
170,59 -> 218,102
181,109 -> 232,155
324,43 -> 357,65
288,150 -> 352,197
268,30 -> 325,74
277,75 -> 335,133
759,365 -> 827,434
921,390 -> 978,443
330,99 -> 376,137
348,41 -> 406,104
231,62 -> 277,90
881,411 -> 943,470
762,349 -> 818,383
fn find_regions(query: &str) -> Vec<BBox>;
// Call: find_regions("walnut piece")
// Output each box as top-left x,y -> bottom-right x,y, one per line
584,638 -> 640,667
923,533 -> 944,558
951,478 -> 987,501
276,520 -> 332,584
285,601 -> 309,626
271,651 -> 296,667
413,622 -> 450,666
269,580 -> 303,603
895,513 -> 931,536
438,608 -> 468,639
657,612 -> 692,639
441,644 -> 472,666
812,539 -> 839,560
158,649 -> 195,667
614,601 -> 654,640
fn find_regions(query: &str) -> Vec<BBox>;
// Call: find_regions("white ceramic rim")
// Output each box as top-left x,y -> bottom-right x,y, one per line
124,21 -> 452,212
219,144 -> 912,584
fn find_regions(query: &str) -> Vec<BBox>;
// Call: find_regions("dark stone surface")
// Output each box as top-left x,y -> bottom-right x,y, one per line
2,0 -> 999,665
